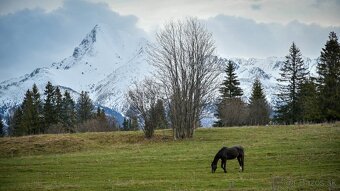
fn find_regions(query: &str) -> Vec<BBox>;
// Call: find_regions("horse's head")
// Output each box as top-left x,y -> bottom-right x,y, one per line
211,162 -> 217,173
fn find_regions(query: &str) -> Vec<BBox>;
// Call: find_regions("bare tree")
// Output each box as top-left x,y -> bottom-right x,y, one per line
218,98 -> 248,127
127,78 -> 160,138
148,18 -> 220,139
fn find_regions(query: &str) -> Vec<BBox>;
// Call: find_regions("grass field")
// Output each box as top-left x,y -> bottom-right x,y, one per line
0,124 -> 339,190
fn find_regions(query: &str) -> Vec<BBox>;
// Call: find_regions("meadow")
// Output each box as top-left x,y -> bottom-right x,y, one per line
0,124 -> 339,190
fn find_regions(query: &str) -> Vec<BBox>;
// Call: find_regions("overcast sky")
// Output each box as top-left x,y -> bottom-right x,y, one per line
0,0 -> 339,81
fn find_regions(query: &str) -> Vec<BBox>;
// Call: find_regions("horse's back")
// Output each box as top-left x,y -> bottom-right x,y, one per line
232,145 -> 244,155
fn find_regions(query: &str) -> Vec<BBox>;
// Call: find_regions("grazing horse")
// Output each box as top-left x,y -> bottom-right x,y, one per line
211,146 -> 244,173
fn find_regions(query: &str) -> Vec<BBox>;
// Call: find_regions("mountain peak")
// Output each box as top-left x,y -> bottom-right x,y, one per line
72,25 -> 99,59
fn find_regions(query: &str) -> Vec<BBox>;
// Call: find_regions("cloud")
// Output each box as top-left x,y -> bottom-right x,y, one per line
0,0 -> 62,15
100,0 -> 340,32
0,0 -> 147,81
250,4 -> 261,10
1,0 -> 340,82
204,14 -> 340,58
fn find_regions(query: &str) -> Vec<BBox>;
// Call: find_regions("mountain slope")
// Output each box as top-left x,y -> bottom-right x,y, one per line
0,24 -> 151,122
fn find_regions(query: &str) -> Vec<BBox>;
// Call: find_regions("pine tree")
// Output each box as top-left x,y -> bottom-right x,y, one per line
317,31 -> 340,121
122,118 -> 129,131
297,78 -> 322,123
96,107 -> 102,119
275,42 -> 309,124
248,78 -> 270,125
122,117 -> 133,131
20,89 -> 34,135
96,107 -> 106,122
54,87 -> 63,124
61,90 -> 76,132
76,91 -> 94,123
214,61 -> 246,127
44,81 -> 56,127
0,115 -> 4,137
10,107 -> 23,136
31,84 -> 43,134
220,61 -> 243,99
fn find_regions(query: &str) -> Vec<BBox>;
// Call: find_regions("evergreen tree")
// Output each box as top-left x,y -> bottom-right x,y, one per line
76,91 -> 94,123
0,115 -> 4,137
214,60 -> 245,127
220,61 -> 243,99
122,118 -> 129,131
20,90 -> 34,135
44,81 -> 56,127
54,87 -> 63,124
10,107 -> 23,136
61,90 -> 76,132
248,78 -> 270,125
317,31 -> 340,121
275,42 -> 309,124
297,78 -> 322,122
31,84 -> 43,133
96,107 -> 102,119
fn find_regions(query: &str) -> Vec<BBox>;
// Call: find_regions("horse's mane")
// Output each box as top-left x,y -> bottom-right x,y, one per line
213,147 -> 226,163
218,147 -> 227,153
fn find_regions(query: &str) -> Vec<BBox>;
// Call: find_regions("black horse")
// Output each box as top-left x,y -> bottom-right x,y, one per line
211,146 -> 244,173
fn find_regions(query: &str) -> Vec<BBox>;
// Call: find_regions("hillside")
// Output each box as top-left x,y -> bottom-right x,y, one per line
0,124 -> 339,190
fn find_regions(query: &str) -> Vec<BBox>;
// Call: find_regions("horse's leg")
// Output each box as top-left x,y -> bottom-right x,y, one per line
221,159 -> 226,173
237,157 -> 242,172
241,153 -> 244,172
224,160 -> 227,173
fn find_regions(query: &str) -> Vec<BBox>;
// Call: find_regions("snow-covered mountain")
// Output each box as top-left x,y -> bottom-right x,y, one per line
0,24 -> 151,121
0,24 -> 318,126
224,56 -> 318,104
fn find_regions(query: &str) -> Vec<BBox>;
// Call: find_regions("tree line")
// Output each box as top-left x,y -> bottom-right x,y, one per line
275,32 -> 340,124
6,81 -> 117,136
127,19 -> 339,139
214,32 -> 340,126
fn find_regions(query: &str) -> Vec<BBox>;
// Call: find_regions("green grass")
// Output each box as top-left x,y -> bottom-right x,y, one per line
0,124 -> 339,190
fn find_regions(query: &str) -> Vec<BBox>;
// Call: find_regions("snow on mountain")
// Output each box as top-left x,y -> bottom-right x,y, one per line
0,24 -> 318,127
0,24 -> 151,121
221,56 -> 318,105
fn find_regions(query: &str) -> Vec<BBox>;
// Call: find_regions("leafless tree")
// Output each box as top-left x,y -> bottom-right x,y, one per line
148,18 -> 220,139
218,98 -> 248,127
127,78 -> 160,138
